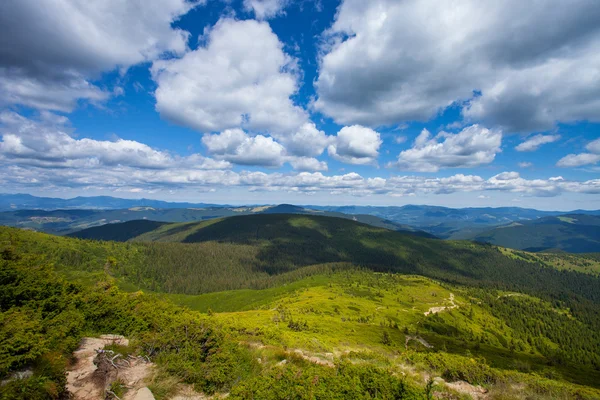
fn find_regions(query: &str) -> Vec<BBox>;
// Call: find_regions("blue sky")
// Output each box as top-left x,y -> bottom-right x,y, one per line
0,0 -> 599,210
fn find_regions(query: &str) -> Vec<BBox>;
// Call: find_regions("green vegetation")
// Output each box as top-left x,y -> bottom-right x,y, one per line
472,214 -> 600,253
2,213 -> 600,399
67,219 -> 167,241
0,204 -> 434,237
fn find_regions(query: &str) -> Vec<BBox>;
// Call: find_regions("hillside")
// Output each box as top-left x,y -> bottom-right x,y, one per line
312,205 -> 600,238
67,219 -> 168,242
59,214 -> 600,301
471,214 -> 600,253
2,225 -> 600,399
2,204 -> 435,238
3,193 -> 600,238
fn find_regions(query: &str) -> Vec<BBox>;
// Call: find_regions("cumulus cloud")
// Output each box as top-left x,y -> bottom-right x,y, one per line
328,125 -> 382,165
557,138 -> 600,167
280,123 -> 333,158
202,128 -> 328,171
515,134 -> 560,152
0,111 -> 228,170
243,0 -> 289,19
0,0 -> 199,111
391,125 -> 502,172
288,157 -> 328,172
152,18 -> 307,135
315,0 -> 600,132
1,120 -> 598,199
202,129 -> 286,167
518,162 -> 533,168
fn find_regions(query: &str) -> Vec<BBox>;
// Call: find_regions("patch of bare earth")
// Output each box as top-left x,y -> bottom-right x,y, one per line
67,335 -> 153,400
425,293 -> 458,316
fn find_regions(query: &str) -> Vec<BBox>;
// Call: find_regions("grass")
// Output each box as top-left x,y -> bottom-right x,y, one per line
168,270 -> 599,391
499,247 -> 600,275
4,224 -> 600,398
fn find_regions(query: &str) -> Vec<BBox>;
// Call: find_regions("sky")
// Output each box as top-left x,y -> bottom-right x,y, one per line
0,0 -> 599,210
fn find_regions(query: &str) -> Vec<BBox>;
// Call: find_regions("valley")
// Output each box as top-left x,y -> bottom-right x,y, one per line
2,213 -> 600,399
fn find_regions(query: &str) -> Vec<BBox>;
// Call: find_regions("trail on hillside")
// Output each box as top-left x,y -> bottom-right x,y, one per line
67,335 -> 153,400
424,293 -> 458,316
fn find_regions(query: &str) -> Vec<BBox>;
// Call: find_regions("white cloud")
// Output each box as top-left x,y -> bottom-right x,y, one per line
328,125 -> 382,165
557,138 -> 600,167
243,0 -> 289,19
518,162 -> 533,168
202,129 -> 286,167
202,128 -> 328,171
587,138 -> 600,154
515,134 -> 560,152
394,135 -> 407,144
0,0 -> 199,111
391,125 -> 502,172
0,111 -> 228,170
315,0 -> 600,132
288,157 -> 328,172
280,122 -> 333,157
152,18 -> 307,135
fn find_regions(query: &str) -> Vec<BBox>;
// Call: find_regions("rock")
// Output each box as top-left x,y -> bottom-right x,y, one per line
132,387 -> 155,400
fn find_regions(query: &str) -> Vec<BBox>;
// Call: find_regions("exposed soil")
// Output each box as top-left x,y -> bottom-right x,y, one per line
424,293 -> 458,316
67,335 -> 154,400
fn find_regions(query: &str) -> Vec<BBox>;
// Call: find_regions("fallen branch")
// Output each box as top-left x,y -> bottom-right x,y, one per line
105,389 -> 121,400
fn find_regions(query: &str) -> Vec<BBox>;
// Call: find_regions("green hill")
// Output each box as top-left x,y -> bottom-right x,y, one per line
67,219 -> 168,241
3,223 -> 600,398
1,204 -> 435,237
51,214 -> 600,303
471,214 -> 600,253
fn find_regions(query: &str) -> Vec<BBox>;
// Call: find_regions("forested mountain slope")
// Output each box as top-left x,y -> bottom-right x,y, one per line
471,214 -> 600,253
2,204 -> 434,237
66,219 -> 168,242
2,224 -> 600,398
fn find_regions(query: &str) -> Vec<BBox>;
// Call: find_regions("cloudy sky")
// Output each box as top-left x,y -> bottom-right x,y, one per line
1,0 -> 599,209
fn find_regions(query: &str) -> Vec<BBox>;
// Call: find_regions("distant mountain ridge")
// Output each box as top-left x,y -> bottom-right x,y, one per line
0,193 -> 222,211
470,214 -> 600,253
2,194 -> 600,243
3,203 -> 435,238
308,205 -> 600,238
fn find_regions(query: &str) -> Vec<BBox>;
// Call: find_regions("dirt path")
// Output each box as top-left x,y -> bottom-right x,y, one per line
424,293 -> 458,316
405,335 -> 433,349
67,335 -> 154,400
440,378 -> 488,399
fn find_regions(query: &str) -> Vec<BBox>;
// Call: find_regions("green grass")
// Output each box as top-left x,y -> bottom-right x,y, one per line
193,270 -> 600,390
165,273 -> 338,312
3,225 -> 600,398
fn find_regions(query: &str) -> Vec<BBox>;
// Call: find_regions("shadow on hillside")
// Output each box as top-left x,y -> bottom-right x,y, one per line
182,214 -> 481,279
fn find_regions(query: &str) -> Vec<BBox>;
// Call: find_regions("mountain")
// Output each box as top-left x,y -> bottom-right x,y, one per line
470,214 -> 600,253
0,193 -> 221,211
4,204 -> 434,238
4,194 -> 600,238
3,215 -> 600,398
66,213 -> 600,296
309,205 -> 600,237
67,219 -> 168,242
4,218 -> 600,398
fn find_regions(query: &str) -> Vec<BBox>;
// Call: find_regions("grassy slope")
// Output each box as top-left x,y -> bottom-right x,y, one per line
472,214 -> 600,253
197,271 -> 600,388
3,225 -> 600,397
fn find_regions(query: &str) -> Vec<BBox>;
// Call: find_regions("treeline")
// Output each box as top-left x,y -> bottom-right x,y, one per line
476,293 -> 600,370
0,242 -> 426,399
